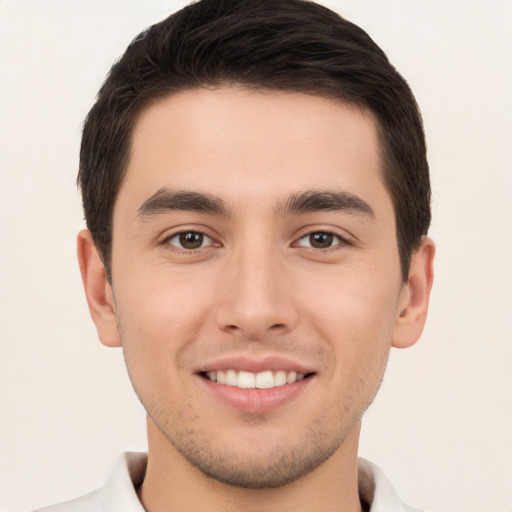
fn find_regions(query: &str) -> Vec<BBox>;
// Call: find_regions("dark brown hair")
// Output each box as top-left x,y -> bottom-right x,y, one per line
79,0 -> 431,281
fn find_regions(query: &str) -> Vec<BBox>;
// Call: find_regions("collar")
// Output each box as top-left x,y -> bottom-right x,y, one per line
101,452 -> 423,512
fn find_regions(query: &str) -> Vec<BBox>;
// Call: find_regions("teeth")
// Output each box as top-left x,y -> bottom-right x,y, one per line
237,370 -> 256,388
225,369 -> 238,386
256,370 -> 274,389
286,371 -> 297,384
274,370 -> 287,386
205,369 -> 306,388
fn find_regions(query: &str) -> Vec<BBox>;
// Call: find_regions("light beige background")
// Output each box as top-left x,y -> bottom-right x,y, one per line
1,1 -> 511,511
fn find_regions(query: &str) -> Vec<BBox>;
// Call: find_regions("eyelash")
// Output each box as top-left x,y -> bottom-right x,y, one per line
161,228 -> 351,253
294,230 -> 350,251
162,230 -> 216,252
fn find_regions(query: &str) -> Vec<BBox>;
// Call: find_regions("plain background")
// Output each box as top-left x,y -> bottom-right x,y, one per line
0,1 -> 511,511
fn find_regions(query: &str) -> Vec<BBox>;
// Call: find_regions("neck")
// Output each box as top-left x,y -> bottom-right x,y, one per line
138,418 -> 363,512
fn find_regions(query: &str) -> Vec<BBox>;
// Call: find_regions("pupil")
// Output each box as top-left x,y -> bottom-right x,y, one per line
179,232 -> 203,249
310,232 -> 333,248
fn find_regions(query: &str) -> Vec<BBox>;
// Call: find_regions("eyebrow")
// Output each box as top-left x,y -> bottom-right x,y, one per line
277,190 -> 375,218
136,188 -> 230,219
136,187 -> 375,221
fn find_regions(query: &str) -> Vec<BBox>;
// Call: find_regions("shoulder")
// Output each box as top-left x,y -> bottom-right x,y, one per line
358,457 -> 425,512
32,488 -> 103,512
30,452 -> 147,512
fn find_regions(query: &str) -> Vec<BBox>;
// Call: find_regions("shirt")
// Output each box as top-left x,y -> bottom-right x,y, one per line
34,452 -> 425,512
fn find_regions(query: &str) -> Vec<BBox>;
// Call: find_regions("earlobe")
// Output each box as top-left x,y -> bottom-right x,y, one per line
392,236 -> 435,349
77,229 -> 121,348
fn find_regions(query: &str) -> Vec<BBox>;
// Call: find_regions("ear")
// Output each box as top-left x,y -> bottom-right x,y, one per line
77,229 -> 121,347
392,236 -> 435,348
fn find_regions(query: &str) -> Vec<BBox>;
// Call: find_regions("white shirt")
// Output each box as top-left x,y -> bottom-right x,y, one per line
34,452 -> 425,512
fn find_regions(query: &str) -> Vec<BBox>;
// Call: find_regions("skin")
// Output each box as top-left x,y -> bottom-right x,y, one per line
78,87 -> 434,512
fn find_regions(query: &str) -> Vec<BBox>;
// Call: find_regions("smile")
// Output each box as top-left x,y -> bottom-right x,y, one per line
204,369 -> 307,389
198,361 -> 315,414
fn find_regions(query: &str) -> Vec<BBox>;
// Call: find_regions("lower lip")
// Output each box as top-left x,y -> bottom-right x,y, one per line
198,375 -> 313,414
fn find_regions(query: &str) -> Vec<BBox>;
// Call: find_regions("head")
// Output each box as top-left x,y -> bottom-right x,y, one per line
77,0 -> 434,493
79,0 -> 430,283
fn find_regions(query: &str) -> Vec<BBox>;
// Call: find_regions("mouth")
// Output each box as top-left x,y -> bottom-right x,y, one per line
200,369 -> 313,389
196,356 -> 316,413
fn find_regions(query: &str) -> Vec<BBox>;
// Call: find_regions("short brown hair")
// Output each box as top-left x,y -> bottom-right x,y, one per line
79,0 -> 431,281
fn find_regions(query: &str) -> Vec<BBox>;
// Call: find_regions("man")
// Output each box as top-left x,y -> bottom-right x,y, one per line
38,0 -> 434,510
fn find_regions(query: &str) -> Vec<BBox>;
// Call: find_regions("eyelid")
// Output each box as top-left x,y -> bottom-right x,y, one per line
160,226 -> 221,251
167,232 -> 212,249
293,227 -> 353,250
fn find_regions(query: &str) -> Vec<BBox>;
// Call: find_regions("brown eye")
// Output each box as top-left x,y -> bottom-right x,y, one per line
310,232 -> 333,248
167,231 -> 211,250
297,231 -> 342,249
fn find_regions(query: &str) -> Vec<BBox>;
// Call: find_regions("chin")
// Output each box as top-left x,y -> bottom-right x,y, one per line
156,413 -> 349,489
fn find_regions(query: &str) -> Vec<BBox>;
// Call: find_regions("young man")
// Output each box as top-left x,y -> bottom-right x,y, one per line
39,0 -> 434,510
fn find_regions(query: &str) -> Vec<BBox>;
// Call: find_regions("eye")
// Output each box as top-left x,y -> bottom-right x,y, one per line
165,231 -> 213,250
296,231 -> 345,249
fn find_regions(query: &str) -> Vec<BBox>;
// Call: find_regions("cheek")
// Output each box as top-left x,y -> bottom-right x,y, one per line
114,269 -> 214,417
113,266 -> 217,378
119,264 -> 213,328
307,263 -> 399,327
310,278 -> 395,423
303,265 -> 400,375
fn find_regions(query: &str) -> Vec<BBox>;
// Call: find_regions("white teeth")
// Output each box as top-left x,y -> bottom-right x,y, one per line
205,369 -> 308,388
286,371 -> 297,384
255,370 -> 274,389
237,370 -> 256,388
225,369 -> 238,386
274,370 -> 287,386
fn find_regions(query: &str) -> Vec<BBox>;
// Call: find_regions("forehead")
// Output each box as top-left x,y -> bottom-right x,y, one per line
118,87 -> 390,216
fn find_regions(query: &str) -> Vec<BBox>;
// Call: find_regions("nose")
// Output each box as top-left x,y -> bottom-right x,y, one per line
214,245 -> 299,340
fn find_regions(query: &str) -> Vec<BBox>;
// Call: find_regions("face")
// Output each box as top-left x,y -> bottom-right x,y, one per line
106,88 -> 410,487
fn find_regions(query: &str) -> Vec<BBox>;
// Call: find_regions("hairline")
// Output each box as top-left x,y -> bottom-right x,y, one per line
100,83 -> 405,281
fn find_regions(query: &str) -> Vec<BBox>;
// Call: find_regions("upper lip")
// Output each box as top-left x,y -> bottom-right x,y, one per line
194,354 -> 316,375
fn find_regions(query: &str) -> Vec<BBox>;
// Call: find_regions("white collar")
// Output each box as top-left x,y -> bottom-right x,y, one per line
357,457 -> 423,512
98,452 -> 424,512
